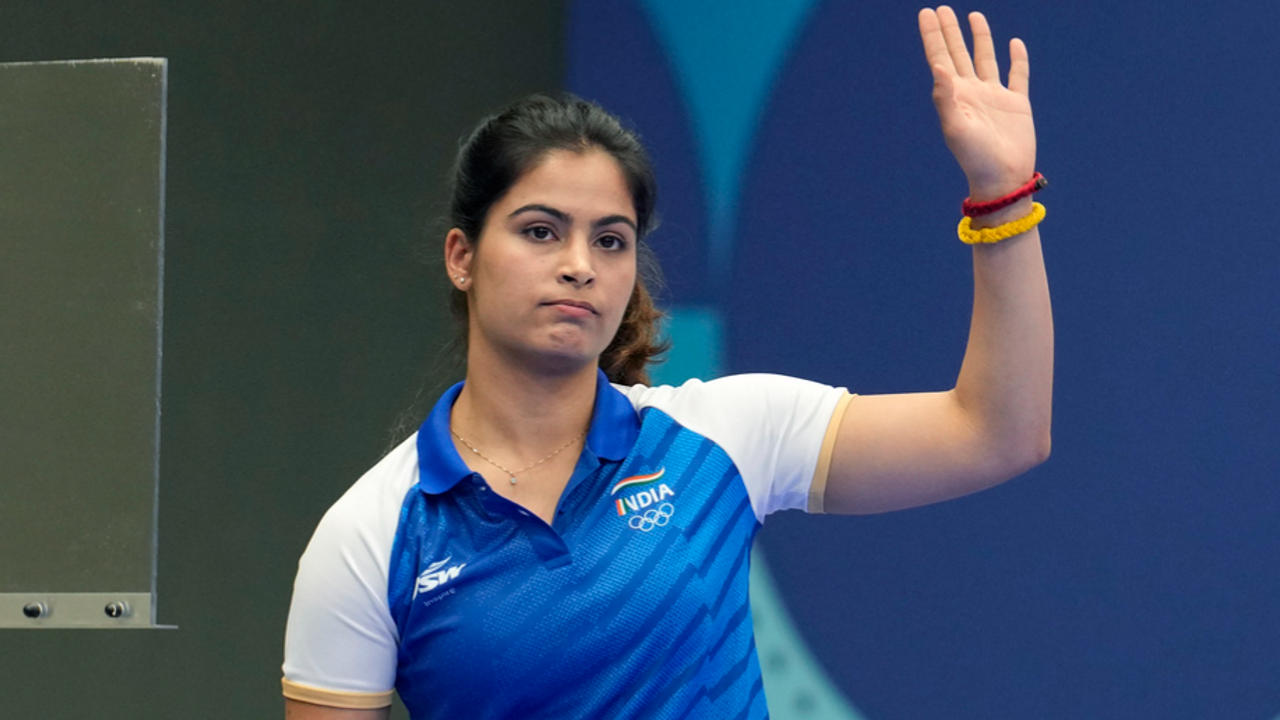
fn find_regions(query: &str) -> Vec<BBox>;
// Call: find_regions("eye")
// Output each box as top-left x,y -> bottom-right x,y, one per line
524,225 -> 556,242
595,234 -> 629,251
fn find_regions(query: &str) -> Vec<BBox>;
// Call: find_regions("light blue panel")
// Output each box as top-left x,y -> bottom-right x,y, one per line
651,304 -> 723,386
637,0 -> 817,286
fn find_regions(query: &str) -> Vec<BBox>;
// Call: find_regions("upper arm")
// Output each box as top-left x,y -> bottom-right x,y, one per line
282,491 -> 400,711
285,699 -> 390,720
822,389 -> 1035,515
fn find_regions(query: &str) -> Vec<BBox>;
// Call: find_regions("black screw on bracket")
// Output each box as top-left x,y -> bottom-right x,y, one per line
104,601 -> 130,618
22,602 -> 48,619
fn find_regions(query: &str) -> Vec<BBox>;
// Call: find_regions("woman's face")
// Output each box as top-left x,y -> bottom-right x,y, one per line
451,148 -> 639,373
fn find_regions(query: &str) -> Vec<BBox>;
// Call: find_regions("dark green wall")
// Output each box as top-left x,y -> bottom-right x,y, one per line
1,2 -> 564,717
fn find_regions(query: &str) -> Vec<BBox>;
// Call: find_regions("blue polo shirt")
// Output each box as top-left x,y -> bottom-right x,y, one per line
283,370 -> 850,718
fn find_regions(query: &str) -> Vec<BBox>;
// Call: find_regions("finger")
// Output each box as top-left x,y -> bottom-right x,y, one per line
930,64 -> 956,104
1007,37 -> 1030,94
968,11 -> 999,82
936,6 -> 975,77
918,8 -> 954,78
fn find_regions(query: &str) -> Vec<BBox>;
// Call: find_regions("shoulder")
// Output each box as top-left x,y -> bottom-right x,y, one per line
297,433 -> 420,586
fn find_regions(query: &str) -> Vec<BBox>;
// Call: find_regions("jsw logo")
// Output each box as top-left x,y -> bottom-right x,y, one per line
413,556 -> 466,599
615,483 -> 675,516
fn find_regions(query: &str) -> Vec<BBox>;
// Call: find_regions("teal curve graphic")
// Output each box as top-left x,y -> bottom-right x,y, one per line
654,310 -> 864,720
637,0 -> 817,291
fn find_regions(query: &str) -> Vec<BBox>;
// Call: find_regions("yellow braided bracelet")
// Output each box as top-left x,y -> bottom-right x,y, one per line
956,201 -> 1046,245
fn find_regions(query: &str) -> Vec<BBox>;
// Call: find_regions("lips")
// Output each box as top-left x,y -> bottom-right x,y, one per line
544,299 -> 599,315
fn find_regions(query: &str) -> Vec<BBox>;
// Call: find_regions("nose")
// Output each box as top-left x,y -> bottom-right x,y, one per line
558,236 -> 595,287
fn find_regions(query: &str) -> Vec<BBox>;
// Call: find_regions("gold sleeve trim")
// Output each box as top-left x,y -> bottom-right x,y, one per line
808,392 -> 855,514
282,678 -> 394,709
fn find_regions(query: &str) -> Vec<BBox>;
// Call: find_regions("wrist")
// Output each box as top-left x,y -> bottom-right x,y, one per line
965,166 -> 1038,203
967,180 -> 1024,202
963,172 -> 1046,223
967,196 -> 1034,230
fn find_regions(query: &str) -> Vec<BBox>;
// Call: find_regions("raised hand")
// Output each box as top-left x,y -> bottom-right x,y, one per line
918,6 -> 1035,201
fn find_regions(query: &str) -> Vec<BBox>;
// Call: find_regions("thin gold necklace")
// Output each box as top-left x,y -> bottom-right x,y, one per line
450,428 -> 585,485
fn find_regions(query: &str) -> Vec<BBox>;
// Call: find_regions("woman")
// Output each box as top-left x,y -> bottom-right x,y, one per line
282,7 -> 1051,718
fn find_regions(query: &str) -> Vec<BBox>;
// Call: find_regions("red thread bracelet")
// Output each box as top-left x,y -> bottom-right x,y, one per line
962,172 -> 1048,217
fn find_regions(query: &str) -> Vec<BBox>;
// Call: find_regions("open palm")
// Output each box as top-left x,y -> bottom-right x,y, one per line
919,6 -> 1035,200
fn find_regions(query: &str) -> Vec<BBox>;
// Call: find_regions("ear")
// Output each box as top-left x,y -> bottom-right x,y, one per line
444,227 -> 474,290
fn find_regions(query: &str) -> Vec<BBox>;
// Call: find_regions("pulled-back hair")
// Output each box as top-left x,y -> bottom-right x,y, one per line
448,93 -> 668,385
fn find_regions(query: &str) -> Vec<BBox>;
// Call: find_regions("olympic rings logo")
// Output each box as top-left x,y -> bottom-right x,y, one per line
627,502 -> 675,532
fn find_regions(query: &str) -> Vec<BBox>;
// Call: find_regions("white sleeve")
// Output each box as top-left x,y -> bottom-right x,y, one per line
281,439 -> 417,710
619,374 -> 853,521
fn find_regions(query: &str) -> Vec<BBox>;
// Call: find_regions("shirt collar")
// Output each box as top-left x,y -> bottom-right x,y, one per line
416,368 -> 639,494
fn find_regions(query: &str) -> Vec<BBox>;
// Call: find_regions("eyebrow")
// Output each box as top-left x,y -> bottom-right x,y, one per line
508,204 -> 637,233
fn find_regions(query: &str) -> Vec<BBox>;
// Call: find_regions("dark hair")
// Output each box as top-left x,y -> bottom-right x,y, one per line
448,92 -> 668,384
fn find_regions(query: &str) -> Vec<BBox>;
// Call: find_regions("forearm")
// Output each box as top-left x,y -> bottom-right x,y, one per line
952,195 -> 1053,472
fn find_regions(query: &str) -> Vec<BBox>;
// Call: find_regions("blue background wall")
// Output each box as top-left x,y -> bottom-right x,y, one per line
569,1 -> 1280,718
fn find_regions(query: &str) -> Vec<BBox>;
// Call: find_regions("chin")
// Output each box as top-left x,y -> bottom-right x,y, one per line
543,327 -> 609,358
512,337 -> 604,376
482,326 -> 615,375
